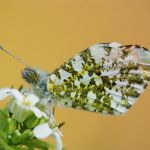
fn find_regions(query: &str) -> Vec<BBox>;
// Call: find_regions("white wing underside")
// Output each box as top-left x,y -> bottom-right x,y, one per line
47,42 -> 150,115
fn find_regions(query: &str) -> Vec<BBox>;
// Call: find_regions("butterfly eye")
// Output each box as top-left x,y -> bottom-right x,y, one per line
22,67 -> 40,84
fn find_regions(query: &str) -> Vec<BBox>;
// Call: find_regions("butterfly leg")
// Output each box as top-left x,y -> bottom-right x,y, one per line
47,103 -> 56,125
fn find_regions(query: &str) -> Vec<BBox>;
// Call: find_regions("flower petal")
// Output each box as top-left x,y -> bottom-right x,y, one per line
26,94 -> 39,106
11,89 -> 24,102
52,132 -> 63,150
33,123 -> 52,139
0,88 -> 24,102
30,107 -> 48,119
41,111 -> 48,119
0,88 -> 12,100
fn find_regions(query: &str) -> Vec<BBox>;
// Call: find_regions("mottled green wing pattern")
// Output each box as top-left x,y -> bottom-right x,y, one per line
47,42 -> 150,115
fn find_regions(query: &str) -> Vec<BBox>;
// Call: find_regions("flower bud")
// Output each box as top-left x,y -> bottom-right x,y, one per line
39,118 -> 47,124
12,130 -> 22,144
21,129 -> 33,140
12,102 -> 31,122
7,118 -> 16,133
25,114 -> 39,128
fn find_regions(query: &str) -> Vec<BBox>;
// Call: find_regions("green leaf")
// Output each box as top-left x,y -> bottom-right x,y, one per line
11,146 -> 24,150
0,130 -> 7,143
0,109 -> 8,120
0,138 -> 14,150
23,139 -> 53,150
11,146 -> 30,150
0,120 -> 8,132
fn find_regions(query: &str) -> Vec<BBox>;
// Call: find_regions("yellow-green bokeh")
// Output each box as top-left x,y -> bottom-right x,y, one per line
0,1 -> 150,150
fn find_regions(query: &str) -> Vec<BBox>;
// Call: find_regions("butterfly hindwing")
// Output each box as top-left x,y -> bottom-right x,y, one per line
47,42 -> 150,115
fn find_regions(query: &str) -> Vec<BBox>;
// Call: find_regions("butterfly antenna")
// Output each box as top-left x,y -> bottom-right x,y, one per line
0,45 -> 30,67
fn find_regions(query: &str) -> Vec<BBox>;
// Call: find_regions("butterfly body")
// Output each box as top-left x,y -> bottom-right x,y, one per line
22,42 -> 150,115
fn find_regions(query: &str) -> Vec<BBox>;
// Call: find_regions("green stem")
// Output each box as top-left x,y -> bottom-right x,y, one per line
0,138 -> 14,150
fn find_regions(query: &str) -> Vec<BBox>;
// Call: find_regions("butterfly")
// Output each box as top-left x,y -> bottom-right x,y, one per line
2,42 -> 150,115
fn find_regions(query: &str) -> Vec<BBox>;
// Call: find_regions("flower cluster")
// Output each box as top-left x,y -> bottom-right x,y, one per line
0,87 -> 63,150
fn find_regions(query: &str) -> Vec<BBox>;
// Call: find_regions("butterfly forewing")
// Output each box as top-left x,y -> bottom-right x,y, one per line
47,42 -> 150,115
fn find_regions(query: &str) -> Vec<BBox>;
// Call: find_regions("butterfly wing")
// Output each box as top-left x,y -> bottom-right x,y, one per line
47,42 -> 150,115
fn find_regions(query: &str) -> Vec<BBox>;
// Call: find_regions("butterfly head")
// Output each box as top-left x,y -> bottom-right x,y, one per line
22,67 -> 50,98
22,67 -> 49,87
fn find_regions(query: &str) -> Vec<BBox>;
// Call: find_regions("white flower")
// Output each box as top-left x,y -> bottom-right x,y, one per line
0,88 -> 47,119
33,123 -> 63,150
